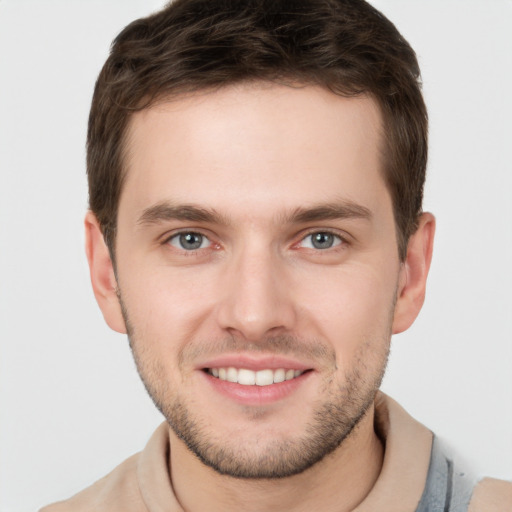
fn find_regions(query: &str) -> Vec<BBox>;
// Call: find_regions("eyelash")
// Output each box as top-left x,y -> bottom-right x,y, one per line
164,230 -> 214,254
296,229 -> 348,251
163,229 -> 349,254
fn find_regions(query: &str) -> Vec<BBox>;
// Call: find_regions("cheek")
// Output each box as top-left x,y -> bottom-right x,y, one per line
119,262 -> 220,346
294,262 -> 398,354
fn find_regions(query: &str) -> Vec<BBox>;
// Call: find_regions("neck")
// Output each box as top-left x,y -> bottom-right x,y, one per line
169,404 -> 384,512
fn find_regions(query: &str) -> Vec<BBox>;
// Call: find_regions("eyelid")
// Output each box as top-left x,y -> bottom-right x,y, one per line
295,228 -> 350,247
161,227 -> 211,243
168,232 -> 211,250
159,227 -> 351,252
161,228 -> 218,251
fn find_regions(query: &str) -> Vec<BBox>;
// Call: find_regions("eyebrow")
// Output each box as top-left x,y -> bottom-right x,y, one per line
137,200 -> 372,227
284,202 -> 372,224
137,202 -> 230,227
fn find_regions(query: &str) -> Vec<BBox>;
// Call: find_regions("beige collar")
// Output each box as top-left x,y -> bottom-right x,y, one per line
136,392 -> 433,511
354,393 -> 433,511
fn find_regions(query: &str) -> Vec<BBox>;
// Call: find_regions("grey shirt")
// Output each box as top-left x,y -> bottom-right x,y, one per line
416,436 -> 475,512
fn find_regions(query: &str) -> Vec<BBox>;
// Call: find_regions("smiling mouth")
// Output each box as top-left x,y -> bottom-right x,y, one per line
205,367 -> 308,386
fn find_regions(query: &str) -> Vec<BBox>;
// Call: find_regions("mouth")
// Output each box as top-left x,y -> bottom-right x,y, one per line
198,355 -> 314,404
205,367 -> 307,386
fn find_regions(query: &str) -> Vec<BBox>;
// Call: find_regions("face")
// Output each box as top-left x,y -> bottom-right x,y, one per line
107,84 -> 405,478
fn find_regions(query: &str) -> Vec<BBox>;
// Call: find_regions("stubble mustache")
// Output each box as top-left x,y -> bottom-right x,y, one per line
176,333 -> 338,371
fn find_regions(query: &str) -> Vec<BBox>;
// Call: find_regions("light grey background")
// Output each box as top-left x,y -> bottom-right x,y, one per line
0,1 -> 511,510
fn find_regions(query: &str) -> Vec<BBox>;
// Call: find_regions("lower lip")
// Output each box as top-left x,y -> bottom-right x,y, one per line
200,370 -> 312,405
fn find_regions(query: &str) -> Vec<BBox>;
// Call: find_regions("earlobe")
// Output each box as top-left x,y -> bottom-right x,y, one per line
392,213 -> 436,334
84,211 -> 127,334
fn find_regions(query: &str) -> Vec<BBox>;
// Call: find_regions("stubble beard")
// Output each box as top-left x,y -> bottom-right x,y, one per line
120,297 -> 391,479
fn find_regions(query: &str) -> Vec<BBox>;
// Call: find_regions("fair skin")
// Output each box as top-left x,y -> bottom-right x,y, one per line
86,83 -> 434,512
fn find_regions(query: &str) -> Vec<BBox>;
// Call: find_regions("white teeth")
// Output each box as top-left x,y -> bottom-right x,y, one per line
255,369 -> 274,386
238,369 -> 256,385
226,367 -> 238,383
209,367 -> 305,386
273,368 -> 285,383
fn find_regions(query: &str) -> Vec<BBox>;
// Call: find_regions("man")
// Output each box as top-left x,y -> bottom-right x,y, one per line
40,0 -> 511,510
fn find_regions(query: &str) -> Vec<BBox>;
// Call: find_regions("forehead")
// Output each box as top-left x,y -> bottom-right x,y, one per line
120,83 -> 387,222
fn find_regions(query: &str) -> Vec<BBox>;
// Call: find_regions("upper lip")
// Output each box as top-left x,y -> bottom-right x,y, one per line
197,354 -> 314,372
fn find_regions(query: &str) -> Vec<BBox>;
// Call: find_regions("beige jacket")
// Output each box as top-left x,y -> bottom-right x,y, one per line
40,394 -> 512,511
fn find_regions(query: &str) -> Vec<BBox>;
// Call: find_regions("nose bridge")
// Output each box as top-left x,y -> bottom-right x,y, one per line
217,239 -> 295,340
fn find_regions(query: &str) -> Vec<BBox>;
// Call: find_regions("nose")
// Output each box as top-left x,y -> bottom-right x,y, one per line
216,244 -> 297,342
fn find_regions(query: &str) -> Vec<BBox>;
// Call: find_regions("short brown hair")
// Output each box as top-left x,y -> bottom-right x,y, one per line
87,0 -> 427,260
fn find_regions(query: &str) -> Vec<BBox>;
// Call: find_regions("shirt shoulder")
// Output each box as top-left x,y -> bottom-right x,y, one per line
468,477 -> 512,512
39,452 -> 149,512
415,433 -> 512,512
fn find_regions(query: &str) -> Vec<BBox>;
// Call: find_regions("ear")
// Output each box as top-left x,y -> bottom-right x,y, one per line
392,213 -> 436,334
84,211 -> 127,334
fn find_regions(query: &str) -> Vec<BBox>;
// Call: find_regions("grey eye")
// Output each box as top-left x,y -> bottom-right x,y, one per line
300,232 -> 342,250
168,232 -> 211,250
